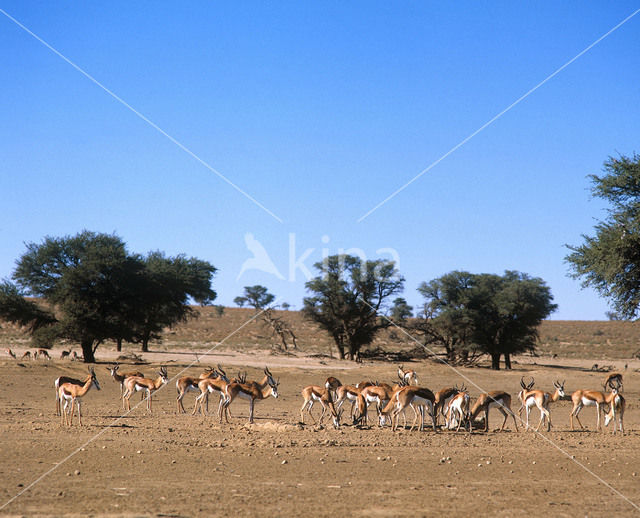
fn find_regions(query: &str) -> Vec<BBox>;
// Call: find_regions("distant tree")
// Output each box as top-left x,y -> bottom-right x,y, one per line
214,305 -> 225,318
237,285 -> 275,310
415,271 -> 476,363
390,297 -> 413,323
303,254 -> 404,360
129,252 -> 217,352
415,271 -> 556,369
605,311 -> 625,321
566,153 -> 640,319
7,231 -> 136,362
281,302 -> 291,311
1,231 -> 217,362
466,271 -> 557,370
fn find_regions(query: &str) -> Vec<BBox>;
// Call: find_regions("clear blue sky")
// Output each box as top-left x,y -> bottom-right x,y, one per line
1,2 -> 639,319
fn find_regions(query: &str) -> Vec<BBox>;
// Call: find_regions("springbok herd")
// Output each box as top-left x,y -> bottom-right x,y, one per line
51,361 -> 627,434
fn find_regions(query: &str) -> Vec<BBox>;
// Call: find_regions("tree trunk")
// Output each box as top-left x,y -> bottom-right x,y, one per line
116,338 -> 122,352
446,346 -> 456,364
490,353 -> 501,370
503,353 -> 512,370
81,338 -> 96,363
141,329 -> 150,352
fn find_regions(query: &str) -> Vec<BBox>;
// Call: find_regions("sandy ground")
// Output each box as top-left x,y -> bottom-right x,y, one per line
1,349 -> 639,517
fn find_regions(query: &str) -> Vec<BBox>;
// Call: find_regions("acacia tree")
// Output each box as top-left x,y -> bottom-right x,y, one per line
303,254 -> 404,360
566,153 -> 640,318
415,271 -> 475,363
0,231 -> 216,362
234,285 -> 275,310
415,271 -> 556,369
466,271 -> 557,370
390,297 -> 413,323
4,232 -> 134,362
130,252 -> 217,352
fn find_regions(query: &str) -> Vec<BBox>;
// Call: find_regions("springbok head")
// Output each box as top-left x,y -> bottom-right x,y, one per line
604,373 -> 623,392
553,380 -> 566,398
264,367 -> 279,398
158,366 -> 169,385
519,376 -> 535,392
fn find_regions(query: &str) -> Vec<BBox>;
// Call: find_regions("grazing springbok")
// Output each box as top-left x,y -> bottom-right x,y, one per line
569,387 -> 619,432
604,392 -> 625,434
334,385 -> 367,424
469,391 -> 518,432
434,386 -> 463,426
5,348 -> 16,359
35,348 -> 51,360
300,385 -> 342,428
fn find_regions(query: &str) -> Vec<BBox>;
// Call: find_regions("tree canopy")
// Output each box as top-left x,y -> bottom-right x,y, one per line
302,254 -> 404,360
0,231 -> 216,362
234,285 -> 275,310
566,153 -> 640,319
416,270 -> 556,369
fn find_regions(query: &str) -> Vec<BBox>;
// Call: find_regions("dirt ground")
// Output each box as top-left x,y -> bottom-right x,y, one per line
1,349 -> 639,517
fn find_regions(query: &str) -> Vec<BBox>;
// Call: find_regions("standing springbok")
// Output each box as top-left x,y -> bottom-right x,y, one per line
107,365 -> 145,408
58,367 -> 101,426
446,390 -> 471,432
379,385 -> 437,432
398,365 -> 418,385
123,367 -> 169,413
519,378 -> 565,432
219,367 -> 279,424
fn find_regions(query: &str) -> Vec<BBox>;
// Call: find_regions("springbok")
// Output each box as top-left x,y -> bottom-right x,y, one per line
58,367 -> 101,426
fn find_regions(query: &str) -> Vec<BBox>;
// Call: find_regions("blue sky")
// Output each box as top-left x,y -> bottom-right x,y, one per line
1,2 -> 639,319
